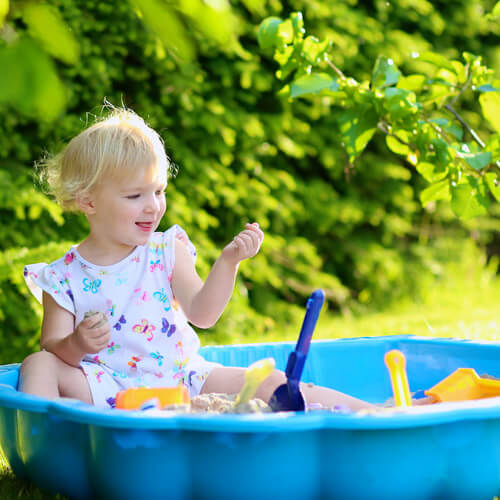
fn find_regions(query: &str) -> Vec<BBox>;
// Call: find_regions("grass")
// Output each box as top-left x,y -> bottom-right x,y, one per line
1,252 -> 500,498
0,453 -> 65,500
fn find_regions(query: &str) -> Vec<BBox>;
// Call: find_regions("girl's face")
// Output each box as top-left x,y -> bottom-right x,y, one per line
86,165 -> 167,255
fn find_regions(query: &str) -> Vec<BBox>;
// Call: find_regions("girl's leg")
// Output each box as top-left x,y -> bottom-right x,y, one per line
201,366 -> 372,410
19,351 -> 93,404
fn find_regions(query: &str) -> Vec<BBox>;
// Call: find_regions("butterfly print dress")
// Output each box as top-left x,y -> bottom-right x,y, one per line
24,225 -> 220,407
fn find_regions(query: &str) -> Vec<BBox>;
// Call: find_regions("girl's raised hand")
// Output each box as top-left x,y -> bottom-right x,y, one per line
72,312 -> 111,354
221,222 -> 264,265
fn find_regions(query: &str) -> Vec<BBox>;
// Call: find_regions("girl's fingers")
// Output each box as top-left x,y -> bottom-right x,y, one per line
238,233 -> 253,251
240,229 -> 261,252
245,222 -> 264,242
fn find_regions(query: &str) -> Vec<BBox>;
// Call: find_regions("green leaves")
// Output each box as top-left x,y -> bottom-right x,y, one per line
0,0 -> 8,27
372,56 -> 401,88
0,38 -> 66,121
460,151 -> 492,170
338,105 -> 378,162
417,51 -> 458,74
420,179 -> 450,205
479,91 -> 500,133
22,3 -> 80,65
257,17 -> 283,50
451,177 -> 489,219
485,173 -> 500,202
257,10 -> 500,221
131,0 -> 195,61
290,73 -> 338,98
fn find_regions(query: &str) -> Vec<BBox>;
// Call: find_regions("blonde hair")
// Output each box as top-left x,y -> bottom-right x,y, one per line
39,107 -> 173,211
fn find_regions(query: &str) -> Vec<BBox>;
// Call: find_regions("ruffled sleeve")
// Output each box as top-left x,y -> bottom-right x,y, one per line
173,224 -> 197,263
161,224 -> 197,278
24,260 -> 75,314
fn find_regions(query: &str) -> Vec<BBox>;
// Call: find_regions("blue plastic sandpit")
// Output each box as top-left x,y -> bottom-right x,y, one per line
1,335 -> 500,499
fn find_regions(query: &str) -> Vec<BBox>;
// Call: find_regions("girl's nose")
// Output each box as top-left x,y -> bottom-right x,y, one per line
145,194 -> 160,213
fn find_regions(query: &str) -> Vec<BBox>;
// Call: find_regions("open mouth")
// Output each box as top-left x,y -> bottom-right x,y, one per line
136,222 -> 154,232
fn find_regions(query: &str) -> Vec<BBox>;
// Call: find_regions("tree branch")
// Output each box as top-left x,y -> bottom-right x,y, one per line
325,59 -> 346,79
377,121 -> 412,146
445,104 -> 485,148
449,64 -> 472,106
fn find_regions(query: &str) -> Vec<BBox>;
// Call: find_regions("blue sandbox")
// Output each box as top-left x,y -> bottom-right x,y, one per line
1,335 -> 500,499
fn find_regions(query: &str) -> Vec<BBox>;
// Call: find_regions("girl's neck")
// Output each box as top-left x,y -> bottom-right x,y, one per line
77,236 -> 138,266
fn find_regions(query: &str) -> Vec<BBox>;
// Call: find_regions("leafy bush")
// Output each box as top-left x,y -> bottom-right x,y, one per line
0,0 -> 499,363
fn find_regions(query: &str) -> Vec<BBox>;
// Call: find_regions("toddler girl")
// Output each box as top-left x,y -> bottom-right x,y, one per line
20,107 -> 371,411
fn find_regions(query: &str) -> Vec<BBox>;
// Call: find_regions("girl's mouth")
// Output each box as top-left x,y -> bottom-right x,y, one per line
136,222 -> 154,232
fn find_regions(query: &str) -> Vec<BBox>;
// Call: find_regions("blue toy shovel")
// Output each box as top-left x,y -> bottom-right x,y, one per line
268,289 -> 325,412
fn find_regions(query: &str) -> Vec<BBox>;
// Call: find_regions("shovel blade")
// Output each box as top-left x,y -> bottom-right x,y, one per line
268,383 -> 305,412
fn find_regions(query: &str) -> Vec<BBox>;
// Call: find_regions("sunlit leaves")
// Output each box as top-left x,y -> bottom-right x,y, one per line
479,91 -> 500,133
450,177 -> 489,219
417,51 -> 457,73
416,162 -> 448,182
0,0 -> 8,27
383,87 -> 419,122
22,3 -> 80,64
372,56 -> 401,89
338,105 -> 378,162
484,173 -> 500,202
290,73 -> 338,98
397,75 -> 426,92
385,130 -> 412,156
0,38 -> 66,121
420,179 -> 450,205
429,118 -> 463,141
258,10 -> 500,219
177,0 -> 235,47
302,36 -> 330,65
131,0 -> 195,61
486,134 -> 500,162
257,17 -> 283,50
130,0 -> 238,61
460,151 -> 492,170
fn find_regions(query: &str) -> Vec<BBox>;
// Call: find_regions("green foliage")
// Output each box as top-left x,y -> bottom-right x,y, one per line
0,0 -> 499,364
257,11 -> 500,220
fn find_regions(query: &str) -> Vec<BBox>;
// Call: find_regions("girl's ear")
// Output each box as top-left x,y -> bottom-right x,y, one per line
76,191 -> 96,215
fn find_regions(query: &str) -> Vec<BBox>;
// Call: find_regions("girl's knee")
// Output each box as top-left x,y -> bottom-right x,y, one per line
20,351 -> 58,374
256,369 -> 286,401
20,351 -> 58,371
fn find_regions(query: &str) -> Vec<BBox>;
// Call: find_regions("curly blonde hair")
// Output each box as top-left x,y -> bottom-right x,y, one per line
39,107 -> 172,211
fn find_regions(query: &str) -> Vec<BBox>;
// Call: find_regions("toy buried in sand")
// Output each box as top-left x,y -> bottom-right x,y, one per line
425,368 -> 500,403
115,386 -> 191,410
115,357 -> 276,413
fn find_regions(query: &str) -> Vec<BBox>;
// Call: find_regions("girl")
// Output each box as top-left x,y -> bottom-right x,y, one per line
20,107 -> 371,411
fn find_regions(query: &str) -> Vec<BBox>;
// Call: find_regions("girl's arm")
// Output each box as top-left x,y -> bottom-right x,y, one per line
172,223 -> 264,328
40,292 -> 110,367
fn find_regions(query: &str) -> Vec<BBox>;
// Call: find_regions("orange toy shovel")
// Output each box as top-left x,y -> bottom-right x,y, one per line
425,368 -> 500,403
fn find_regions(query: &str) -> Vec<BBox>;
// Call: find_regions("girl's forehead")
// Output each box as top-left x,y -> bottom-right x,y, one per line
117,165 -> 167,188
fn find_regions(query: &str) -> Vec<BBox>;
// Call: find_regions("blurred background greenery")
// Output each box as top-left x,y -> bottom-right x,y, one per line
0,0 -> 499,366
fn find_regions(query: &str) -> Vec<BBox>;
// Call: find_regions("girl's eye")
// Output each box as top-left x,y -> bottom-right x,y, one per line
155,190 -> 165,196
126,194 -> 140,199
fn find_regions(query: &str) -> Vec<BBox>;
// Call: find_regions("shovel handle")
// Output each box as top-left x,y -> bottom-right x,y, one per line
285,289 -> 325,383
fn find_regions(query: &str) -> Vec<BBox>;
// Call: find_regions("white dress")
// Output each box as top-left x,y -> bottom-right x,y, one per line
24,225 -> 220,407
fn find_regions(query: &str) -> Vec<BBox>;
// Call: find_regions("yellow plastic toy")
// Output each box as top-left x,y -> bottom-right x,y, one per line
425,368 -> 500,403
384,349 -> 412,407
233,357 -> 275,409
115,386 -> 190,410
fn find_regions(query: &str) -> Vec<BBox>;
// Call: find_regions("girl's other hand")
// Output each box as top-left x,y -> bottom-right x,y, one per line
72,312 -> 111,354
221,222 -> 264,265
